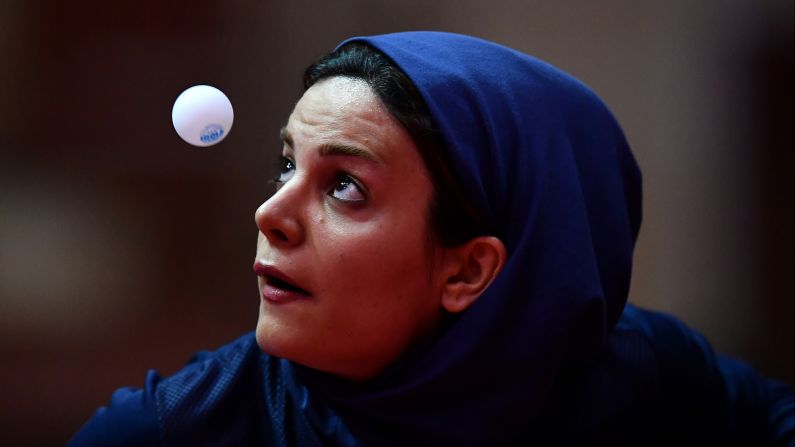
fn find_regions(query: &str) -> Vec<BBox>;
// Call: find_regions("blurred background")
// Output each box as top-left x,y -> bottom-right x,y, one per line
0,0 -> 792,444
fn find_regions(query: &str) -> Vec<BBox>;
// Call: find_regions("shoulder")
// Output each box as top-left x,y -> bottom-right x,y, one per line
155,332 -> 263,417
615,303 -> 729,400
613,305 -> 730,412
534,304 -> 744,445
608,305 -> 793,445
69,333 -> 280,447
617,303 -> 715,362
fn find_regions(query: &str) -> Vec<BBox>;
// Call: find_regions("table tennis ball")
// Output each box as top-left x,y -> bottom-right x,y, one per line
172,85 -> 233,147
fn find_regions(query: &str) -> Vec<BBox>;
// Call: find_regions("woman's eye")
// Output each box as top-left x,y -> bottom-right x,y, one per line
330,174 -> 366,202
273,156 -> 295,185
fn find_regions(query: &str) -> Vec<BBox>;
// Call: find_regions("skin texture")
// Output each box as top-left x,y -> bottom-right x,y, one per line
254,77 -> 447,381
254,77 -> 506,382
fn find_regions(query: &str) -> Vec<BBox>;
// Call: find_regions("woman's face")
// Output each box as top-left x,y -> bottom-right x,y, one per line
254,76 -> 446,381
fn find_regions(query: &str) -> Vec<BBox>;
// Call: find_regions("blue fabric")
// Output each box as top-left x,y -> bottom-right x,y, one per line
68,371 -> 161,447
296,30 -> 642,446
68,311 -> 794,446
69,333 -> 336,447
69,31 -> 793,446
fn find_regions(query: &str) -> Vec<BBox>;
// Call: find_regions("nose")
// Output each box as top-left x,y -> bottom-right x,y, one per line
255,185 -> 305,248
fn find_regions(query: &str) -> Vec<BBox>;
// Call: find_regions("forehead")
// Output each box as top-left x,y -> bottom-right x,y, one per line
292,76 -> 386,124
285,77 -> 414,162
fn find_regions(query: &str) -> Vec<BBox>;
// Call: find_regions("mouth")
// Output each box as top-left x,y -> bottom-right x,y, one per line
253,262 -> 311,302
265,274 -> 309,294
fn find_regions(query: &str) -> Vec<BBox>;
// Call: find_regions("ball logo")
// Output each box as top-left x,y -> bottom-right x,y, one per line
199,124 -> 225,143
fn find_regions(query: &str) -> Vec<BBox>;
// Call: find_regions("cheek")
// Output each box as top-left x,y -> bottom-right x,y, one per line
323,212 -> 429,273
316,217 -> 436,317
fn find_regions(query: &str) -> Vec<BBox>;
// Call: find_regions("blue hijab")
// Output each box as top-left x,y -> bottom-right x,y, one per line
285,31 -> 642,446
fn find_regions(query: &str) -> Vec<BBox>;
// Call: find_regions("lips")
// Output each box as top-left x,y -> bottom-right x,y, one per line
253,262 -> 311,303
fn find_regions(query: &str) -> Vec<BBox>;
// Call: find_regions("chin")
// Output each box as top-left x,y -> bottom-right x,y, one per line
255,318 -> 364,380
254,319 -> 290,358
254,317 -> 318,371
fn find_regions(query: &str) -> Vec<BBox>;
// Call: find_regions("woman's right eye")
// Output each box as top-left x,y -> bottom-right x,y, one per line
273,156 -> 295,186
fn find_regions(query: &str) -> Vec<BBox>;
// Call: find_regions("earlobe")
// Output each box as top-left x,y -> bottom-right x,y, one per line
440,236 -> 507,313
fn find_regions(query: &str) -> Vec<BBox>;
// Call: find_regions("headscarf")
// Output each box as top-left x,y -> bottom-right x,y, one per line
285,31 -> 642,446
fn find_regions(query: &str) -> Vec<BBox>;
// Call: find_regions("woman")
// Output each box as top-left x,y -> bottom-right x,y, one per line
70,31 -> 793,446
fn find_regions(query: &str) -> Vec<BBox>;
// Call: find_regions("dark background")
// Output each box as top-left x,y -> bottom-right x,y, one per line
1,1 -> 792,445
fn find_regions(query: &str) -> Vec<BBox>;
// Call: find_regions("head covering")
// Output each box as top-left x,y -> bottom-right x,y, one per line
285,31 -> 642,446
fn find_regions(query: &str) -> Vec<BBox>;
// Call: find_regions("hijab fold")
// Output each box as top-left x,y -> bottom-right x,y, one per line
284,31 -> 642,446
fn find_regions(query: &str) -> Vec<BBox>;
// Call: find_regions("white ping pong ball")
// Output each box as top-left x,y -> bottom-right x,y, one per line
171,85 -> 234,147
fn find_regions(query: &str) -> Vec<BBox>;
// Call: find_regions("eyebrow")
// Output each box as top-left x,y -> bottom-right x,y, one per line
279,126 -> 293,147
280,126 -> 383,165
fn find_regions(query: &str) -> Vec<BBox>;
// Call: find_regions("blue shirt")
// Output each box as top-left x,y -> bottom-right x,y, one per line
69,305 -> 794,446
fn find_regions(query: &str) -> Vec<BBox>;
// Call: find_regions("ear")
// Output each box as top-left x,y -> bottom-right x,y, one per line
439,236 -> 507,313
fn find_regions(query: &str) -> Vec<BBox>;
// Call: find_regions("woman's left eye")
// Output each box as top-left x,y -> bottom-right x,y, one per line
329,174 -> 366,203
